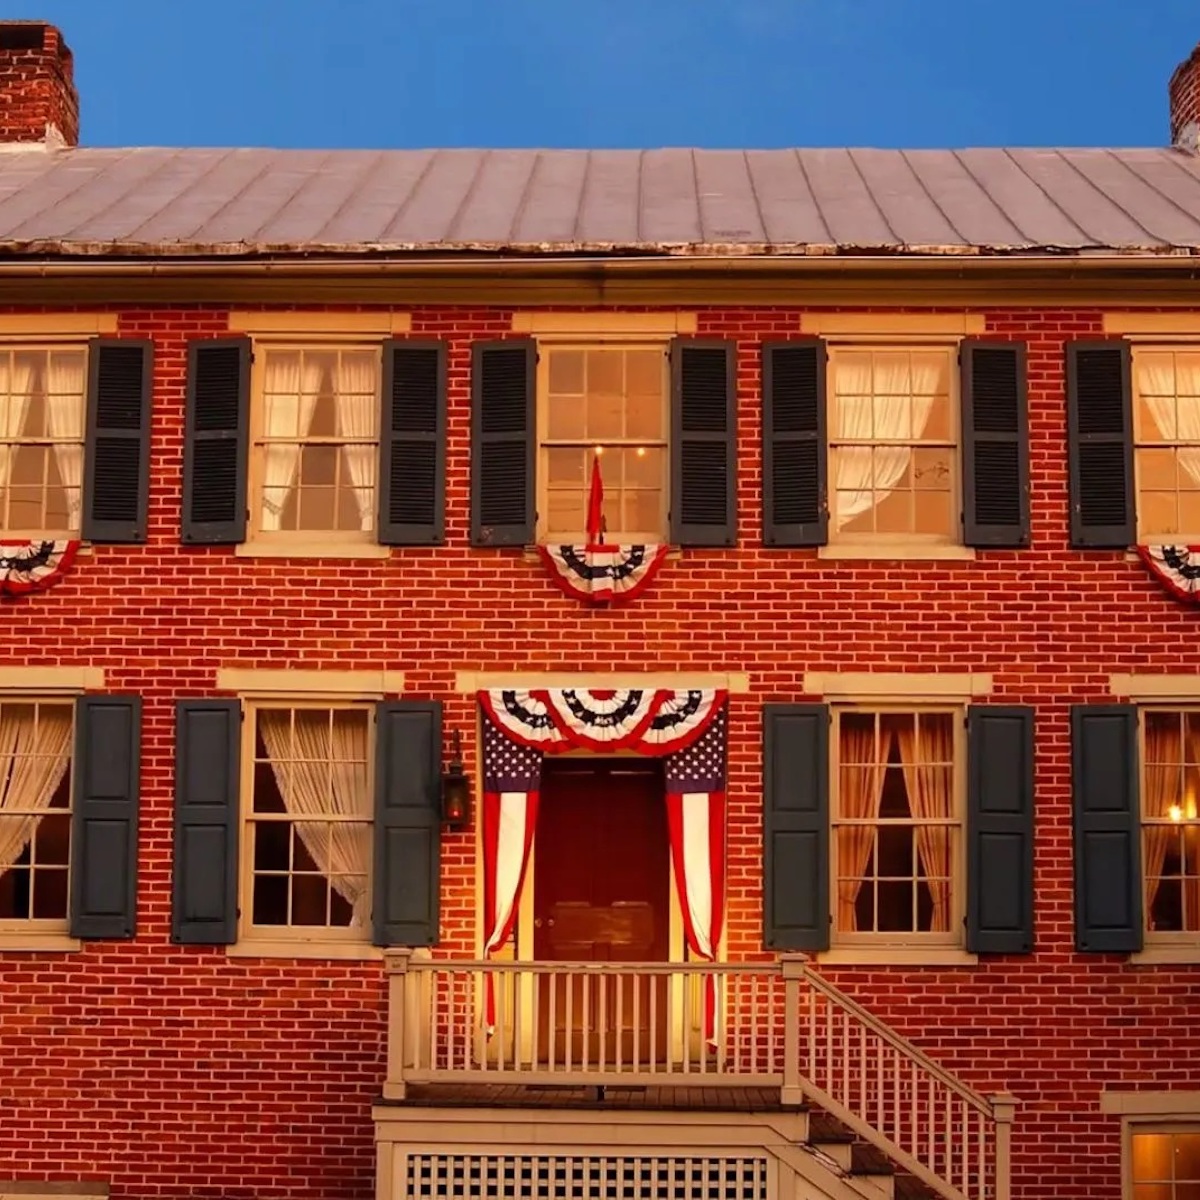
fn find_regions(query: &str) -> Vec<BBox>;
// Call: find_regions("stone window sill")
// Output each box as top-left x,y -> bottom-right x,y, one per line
0,932 -> 82,953
226,940 -> 382,962
1130,945 -> 1200,966
816,947 -> 978,967
818,544 -> 977,562
235,542 -> 392,560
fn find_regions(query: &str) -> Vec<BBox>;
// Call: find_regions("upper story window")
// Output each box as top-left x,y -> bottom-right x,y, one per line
0,698 -> 74,931
243,702 -> 373,941
1133,349 -> 1200,542
251,346 -> 381,543
537,344 -> 669,544
829,346 -> 957,545
1141,709 -> 1200,942
0,347 -> 86,536
832,707 -> 963,945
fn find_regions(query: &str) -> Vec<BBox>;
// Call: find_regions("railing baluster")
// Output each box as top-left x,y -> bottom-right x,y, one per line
599,973 -> 608,1073
649,970 -> 658,1073
632,971 -> 641,1074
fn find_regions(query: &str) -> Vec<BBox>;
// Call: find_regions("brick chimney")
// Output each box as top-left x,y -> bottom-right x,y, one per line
0,21 -> 77,147
1170,41 -> 1200,152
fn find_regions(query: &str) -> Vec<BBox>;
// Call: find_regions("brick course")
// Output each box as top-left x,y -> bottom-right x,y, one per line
0,302 -> 1196,1199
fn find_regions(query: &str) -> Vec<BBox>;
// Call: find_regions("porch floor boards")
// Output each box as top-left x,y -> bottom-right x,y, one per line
391,1083 -> 791,1111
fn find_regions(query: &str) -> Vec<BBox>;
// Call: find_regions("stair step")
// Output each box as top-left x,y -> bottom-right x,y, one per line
803,1109 -> 940,1200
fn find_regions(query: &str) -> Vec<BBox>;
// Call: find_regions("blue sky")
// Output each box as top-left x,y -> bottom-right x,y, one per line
31,0 -> 1200,149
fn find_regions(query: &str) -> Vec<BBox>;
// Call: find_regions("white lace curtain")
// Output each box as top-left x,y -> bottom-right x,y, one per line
838,717 -> 955,933
47,353 -> 85,529
261,355 -> 324,531
335,355 -> 377,532
0,357 -> 37,505
0,705 -> 72,880
896,718 -> 954,933
259,710 -> 372,928
1143,718 -> 1200,930
1138,356 -> 1200,488
833,356 -> 940,531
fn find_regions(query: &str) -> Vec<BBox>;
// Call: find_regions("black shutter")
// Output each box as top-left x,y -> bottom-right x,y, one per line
671,339 -> 737,547
182,338 -> 250,544
762,340 -> 828,547
763,703 -> 830,951
379,340 -> 446,545
82,339 -> 153,543
961,341 -> 1030,548
1066,342 -> 1134,549
470,340 -> 535,546
374,701 -> 442,946
173,700 -> 240,944
967,706 -> 1034,953
1072,705 -> 1142,952
69,696 -> 141,939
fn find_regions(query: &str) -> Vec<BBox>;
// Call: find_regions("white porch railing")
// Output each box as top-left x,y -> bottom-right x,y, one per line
383,952 -> 1015,1200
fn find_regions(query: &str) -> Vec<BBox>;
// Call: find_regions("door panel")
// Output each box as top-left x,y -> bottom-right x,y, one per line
533,761 -> 669,1065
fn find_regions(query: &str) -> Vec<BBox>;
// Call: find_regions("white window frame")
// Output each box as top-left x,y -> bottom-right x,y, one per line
1138,705 -> 1200,953
245,339 -> 384,551
825,341 -> 962,551
1131,343 -> 1200,544
535,337 -> 671,546
236,696 -> 376,957
828,702 -> 967,952
0,693 -> 77,950
1103,1091 -> 1200,1199
0,340 -> 90,540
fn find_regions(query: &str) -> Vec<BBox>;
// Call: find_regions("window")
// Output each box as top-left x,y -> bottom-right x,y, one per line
251,346 -> 380,542
0,346 -> 86,535
1134,349 -> 1200,542
538,344 -> 668,543
1141,709 -> 1200,942
243,703 -> 373,940
831,708 -> 962,943
1129,1126 -> 1200,1200
828,346 -> 957,544
0,699 -> 73,930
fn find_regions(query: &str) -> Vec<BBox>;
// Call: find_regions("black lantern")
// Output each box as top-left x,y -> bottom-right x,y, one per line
441,729 -> 472,830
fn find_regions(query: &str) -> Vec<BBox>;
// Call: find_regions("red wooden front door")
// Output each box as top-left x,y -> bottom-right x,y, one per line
533,760 -> 670,1066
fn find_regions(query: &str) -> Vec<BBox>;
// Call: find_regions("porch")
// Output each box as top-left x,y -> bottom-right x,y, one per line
382,952 -> 1015,1200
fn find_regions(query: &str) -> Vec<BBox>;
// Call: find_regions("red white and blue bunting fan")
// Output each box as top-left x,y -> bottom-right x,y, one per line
1139,545 -> 1200,603
537,453 -> 669,604
479,687 -> 726,755
479,687 -> 727,1043
0,540 -> 79,597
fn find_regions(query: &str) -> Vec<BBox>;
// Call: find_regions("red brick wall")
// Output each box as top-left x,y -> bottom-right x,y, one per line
1,302 -> 1196,1200
0,23 -> 78,146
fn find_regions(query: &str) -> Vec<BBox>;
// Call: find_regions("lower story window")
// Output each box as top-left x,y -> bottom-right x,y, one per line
1142,710 -> 1200,939
1130,1126 -> 1200,1199
245,704 -> 373,939
832,708 -> 961,943
0,699 -> 73,927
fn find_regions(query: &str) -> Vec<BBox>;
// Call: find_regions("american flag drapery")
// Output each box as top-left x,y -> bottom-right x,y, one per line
479,688 -> 728,1043
665,707 -> 727,1044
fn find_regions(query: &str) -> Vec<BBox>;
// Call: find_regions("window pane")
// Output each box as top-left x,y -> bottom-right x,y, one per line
587,350 -> 623,397
1139,448 -> 1179,490
626,394 -> 664,441
623,446 -> 664,490
914,490 -> 952,537
546,393 -> 585,440
1177,1133 -> 1200,1181
625,351 -> 662,396
1133,1133 -> 1175,1182
587,391 -> 624,441
546,448 -> 587,487
546,490 -> 587,536
548,350 -> 584,395
622,489 -> 663,535
873,488 -> 911,535
252,874 -> 289,925
922,394 -> 952,442
1140,491 -> 1179,538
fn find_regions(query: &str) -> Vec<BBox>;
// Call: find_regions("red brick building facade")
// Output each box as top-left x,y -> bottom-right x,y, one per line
4,21 -> 1200,1200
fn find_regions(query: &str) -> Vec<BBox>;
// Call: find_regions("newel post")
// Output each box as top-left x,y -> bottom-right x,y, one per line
990,1092 -> 1018,1200
382,949 -> 412,1101
780,954 -> 807,1107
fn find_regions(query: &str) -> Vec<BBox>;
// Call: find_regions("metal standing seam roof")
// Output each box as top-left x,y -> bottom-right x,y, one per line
1,145 -> 1200,257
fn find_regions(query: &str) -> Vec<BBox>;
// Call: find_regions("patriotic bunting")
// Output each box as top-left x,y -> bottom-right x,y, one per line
537,543 -> 670,604
1139,545 -> 1200,603
479,686 -> 728,1043
0,539 -> 79,597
